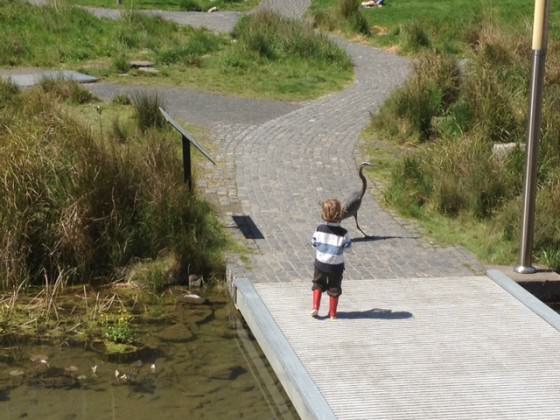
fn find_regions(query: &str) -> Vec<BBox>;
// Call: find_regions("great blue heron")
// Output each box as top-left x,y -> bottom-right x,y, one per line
342,162 -> 374,237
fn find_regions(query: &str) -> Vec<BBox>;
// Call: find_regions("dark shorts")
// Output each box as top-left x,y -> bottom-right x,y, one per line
312,267 -> 343,297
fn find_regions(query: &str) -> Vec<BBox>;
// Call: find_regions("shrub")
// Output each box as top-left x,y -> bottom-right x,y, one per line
131,91 -> 166,132
111,117 -> 129,143
220,47 -> 255,72
385,155 -> 432,216
112,94 -> 131,105
312,9 -> 337,32
336,0 -> 370,35
431,136 -> 506,218
0,80 -> 20,110
387,135 -> 508,220
157,30 -> 223,65
113,55 -> 130,73
376,23 -> 560,267
339,0 -> 360,19
400,22 -> 431,52
179,0 -> 203,11
349,12 -> 371,36
373,54 -> 460,142
533,180 -> 560,262
38,78 -> 96,104
0,87 -> 226,288
462,60 -> 521,143
232,11 -> 351,67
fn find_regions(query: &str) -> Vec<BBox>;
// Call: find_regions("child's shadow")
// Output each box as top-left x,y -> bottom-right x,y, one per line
332,308 -> 413,320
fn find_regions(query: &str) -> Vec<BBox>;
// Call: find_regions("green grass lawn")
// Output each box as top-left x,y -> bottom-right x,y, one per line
69,0 -> 259,12
360,134 -> 519,266
311,0 -> 560,54
352,0 -> 560,270
0,3 -> 353,101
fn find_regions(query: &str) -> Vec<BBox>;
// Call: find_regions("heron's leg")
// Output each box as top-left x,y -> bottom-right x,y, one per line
354,214 -> 369,237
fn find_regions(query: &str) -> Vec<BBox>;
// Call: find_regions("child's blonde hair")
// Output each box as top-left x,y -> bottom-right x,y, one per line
321,199 -> 343,223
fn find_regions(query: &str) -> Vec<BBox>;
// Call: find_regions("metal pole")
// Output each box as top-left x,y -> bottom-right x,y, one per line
182,135 -> 192,192
515,0 -> 550,274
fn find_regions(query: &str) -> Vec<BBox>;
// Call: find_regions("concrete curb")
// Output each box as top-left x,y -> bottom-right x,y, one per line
487,269 -> 560,332
233,278 -> 336,420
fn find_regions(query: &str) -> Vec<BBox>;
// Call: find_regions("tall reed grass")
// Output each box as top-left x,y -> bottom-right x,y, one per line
230,11 -> 352,68
372,23 -> 560,268
0,81 -> 226,289
312,0 -> 370,36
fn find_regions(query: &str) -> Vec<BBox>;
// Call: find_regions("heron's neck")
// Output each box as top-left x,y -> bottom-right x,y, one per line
359,167 -> 367,198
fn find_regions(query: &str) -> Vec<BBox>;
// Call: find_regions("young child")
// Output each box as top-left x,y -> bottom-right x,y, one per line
311,199 -> 352,319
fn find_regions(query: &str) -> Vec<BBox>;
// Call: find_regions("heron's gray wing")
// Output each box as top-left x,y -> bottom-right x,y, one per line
342,190 -> 362,218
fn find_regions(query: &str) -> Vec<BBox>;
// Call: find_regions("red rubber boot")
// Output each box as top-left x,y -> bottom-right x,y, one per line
329,296 -> 339,319
311,290 -> 322,318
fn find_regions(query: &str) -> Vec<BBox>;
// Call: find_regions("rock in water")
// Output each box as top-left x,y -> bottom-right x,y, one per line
9,369 -> 24,377
181,293 -> 206,305
155,324 -> 194,343
188,274 -> 203,288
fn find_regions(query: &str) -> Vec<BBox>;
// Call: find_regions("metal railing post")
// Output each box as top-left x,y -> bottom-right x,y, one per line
158,107 -> 216,192
515,0 -> 551,274
182,135 -> 192,191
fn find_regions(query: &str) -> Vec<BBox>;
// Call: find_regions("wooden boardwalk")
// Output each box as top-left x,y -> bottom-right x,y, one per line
233,271 -> 560,419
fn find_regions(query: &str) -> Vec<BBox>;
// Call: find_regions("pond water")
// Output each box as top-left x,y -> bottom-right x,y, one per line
0,288 -> 298,420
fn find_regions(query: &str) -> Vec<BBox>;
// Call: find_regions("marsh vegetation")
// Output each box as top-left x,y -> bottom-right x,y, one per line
0,81 -> 294,415
0,80 -> 227,290
333,0 -> 560,270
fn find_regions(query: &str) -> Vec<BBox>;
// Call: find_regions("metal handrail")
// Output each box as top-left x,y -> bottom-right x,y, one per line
159,107 -> 216,191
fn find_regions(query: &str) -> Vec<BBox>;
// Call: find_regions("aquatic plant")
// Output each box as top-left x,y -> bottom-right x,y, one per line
102,310 -> 135,344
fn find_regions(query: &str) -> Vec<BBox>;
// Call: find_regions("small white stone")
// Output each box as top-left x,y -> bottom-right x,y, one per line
9,369 -> 24,377
492,142 -> 524,161
137,67 -> 160,75
182,293 -> 206,304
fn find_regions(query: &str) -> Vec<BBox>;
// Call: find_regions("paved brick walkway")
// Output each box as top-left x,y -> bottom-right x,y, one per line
87,83 -> 299,127
209,37 -> 484,282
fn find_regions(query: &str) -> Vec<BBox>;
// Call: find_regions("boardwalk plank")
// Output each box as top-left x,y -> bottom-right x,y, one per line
235,276 -> 560,419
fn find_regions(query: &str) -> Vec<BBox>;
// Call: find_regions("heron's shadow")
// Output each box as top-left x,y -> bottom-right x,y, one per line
352,235 -> 419,243
318,308 -> 413,320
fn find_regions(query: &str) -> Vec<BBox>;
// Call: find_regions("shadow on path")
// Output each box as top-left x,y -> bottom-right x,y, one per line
335,308 -> 413,320
351,235 -> 419,243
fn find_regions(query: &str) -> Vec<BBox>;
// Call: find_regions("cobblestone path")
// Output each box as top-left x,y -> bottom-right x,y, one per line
88,83 -> 299,127
209,38 -> 484,282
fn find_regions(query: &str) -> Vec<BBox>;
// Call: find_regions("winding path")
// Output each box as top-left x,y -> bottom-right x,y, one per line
24,0 -> 485,281
200,1 -> 484,281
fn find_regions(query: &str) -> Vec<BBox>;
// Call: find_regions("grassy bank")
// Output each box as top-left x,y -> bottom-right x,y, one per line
69,0 -> 259,12
362,22 -> 560,270
1,2 -> 353,100
311,0 -> 560,54
0,79 -> 229,289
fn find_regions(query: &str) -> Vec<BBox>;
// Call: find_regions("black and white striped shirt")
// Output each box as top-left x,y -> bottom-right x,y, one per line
311,223 -> 352,273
